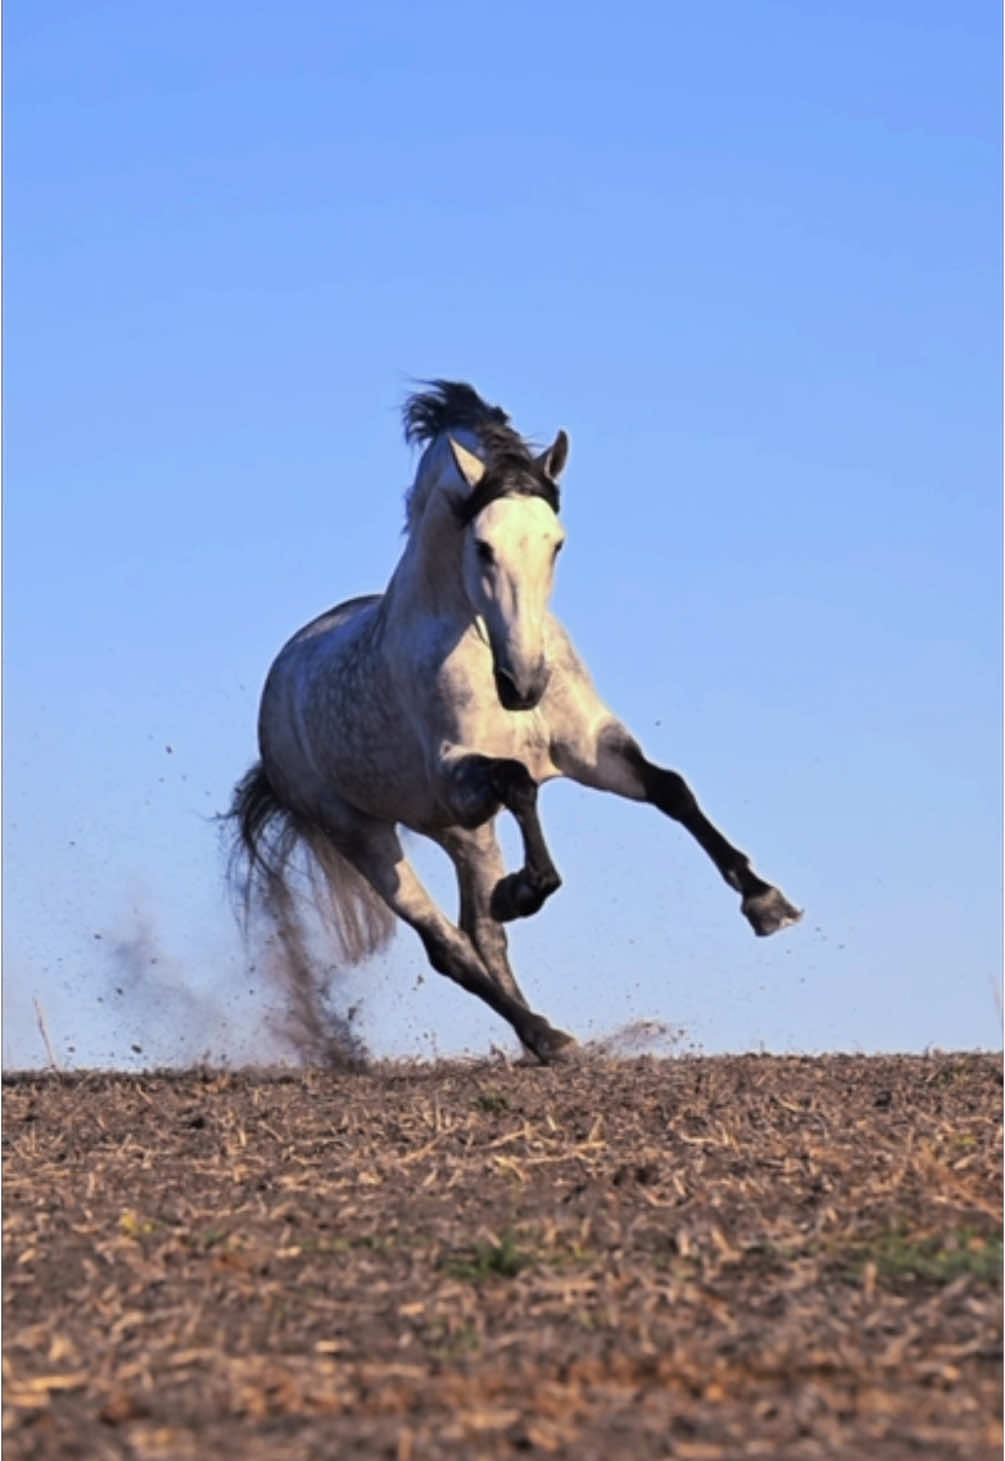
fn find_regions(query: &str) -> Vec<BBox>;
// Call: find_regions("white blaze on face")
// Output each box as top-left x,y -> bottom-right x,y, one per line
463,495 -> 565,700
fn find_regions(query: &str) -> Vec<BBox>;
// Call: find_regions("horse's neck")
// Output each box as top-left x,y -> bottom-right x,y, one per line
385,490 -> 469,625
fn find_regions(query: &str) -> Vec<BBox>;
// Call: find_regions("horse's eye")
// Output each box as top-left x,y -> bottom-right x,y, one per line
553,540 -> 565,559
475,540 -> 494,566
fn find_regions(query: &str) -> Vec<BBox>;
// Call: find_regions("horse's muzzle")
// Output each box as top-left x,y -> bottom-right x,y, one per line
494,662 -> 550,712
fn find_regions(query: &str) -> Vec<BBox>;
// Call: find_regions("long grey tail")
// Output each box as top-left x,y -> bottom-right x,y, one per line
227,763 -> 395,966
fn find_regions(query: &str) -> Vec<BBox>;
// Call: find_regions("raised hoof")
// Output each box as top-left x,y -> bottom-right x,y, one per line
521,1017 -> 577,1066
490,868 -> 561,922
742,885 -> 803,937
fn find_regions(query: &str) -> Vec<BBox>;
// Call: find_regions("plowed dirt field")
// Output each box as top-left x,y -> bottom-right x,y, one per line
4,1052 -> 1001,1459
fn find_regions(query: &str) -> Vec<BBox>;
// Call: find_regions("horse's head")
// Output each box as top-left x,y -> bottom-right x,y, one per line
449,432 -> 568,711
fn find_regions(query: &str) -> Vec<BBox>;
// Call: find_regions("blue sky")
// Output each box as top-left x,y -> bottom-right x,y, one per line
4,1 -> 1000,1067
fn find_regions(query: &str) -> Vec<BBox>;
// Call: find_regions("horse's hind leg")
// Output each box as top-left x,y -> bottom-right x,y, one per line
554,720 -> 801,936
446,754 -> 561,922
327,810 -> 571,1062
434,824 -> 530,1006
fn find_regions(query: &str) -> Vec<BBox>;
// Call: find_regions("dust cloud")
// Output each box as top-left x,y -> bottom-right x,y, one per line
92,897 -> 374,1071
584,1019 -> 704,1058
93,907 -> 286,1069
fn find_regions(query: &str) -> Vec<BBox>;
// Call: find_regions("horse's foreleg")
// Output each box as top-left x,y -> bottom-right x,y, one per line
333,816 -> 571,1061
434,824 -> 530,1005
445,754 -> 561,922
554,721 -> 801,937
437,823 -> 557,1062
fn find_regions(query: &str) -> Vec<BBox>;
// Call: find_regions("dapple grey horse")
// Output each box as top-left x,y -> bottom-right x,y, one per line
230,382 -> 800,1062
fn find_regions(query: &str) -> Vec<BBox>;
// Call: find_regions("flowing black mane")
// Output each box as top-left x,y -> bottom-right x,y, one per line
402,380 -> 560,524
403,380 -> 515,449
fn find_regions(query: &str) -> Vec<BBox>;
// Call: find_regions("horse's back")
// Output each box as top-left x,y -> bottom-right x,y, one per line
264,593 -> 386,726
287,593 -> 383,648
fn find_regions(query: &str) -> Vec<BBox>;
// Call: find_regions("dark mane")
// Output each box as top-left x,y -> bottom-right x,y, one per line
403,380 -> 518,452
402,380 -> 560,523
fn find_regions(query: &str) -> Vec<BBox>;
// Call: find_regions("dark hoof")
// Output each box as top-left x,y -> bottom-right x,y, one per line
742,885 -> 802,937
521,1017 -> 577,1066
491,868 -> 561,922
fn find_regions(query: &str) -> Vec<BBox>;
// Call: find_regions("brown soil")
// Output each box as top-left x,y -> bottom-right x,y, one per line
3,1052 -> 1001,1460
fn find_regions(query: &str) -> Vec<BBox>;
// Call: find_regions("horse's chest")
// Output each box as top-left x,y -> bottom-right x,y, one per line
479,714 -> 552,772
428,654 -> 558,780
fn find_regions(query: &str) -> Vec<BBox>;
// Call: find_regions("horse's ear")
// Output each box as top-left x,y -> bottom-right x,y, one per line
447,436 -> 486,490
537,429 -> 569,482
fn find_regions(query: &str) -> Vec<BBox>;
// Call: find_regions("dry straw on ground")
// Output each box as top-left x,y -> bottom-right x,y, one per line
3,1052 -> 1001,1459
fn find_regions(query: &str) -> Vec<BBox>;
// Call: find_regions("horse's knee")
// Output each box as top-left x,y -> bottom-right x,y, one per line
442,754 -> 505,826
449,754 -> 537,818
596,727 -> 698,819
487,758 -> 537,813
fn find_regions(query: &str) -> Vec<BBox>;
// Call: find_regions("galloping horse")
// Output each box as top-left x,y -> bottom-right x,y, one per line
230,382 -> 800,1062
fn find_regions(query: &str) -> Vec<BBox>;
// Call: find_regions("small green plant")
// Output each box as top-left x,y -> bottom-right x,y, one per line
442,1229 -> 531,1282
858,1226 -> 1001,1285
474,1089 -> 510,1114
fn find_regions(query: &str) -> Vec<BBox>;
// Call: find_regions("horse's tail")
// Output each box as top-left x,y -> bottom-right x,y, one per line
227,763 -> 395,966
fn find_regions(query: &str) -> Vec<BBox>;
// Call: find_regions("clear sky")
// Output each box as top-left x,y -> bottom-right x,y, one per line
4,1 -> 1001,1068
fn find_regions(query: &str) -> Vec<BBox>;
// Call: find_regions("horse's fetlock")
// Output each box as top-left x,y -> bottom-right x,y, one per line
521,1016 -> 576,1065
